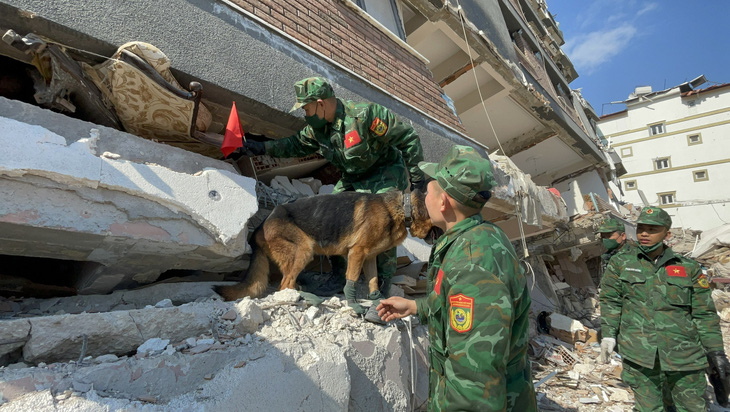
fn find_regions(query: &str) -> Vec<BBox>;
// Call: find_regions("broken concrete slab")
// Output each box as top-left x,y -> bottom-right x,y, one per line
19,301 -> 221,364
0,98 -> 258,294
2,282 -> 227,317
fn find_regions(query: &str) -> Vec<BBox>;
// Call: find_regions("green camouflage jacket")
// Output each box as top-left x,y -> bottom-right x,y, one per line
600,241 -> 636,272
600,245 -> 723,370
415,214 -> 536,411
265,99 -> 424,193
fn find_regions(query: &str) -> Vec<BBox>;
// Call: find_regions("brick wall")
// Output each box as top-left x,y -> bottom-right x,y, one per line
229,0 -> 466,132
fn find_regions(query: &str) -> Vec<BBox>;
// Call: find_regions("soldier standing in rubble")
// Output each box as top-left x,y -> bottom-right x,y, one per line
599,206 -> 730,410
376,146 -> 537,411
595,217 -> 631,272
240,77 -> 426,321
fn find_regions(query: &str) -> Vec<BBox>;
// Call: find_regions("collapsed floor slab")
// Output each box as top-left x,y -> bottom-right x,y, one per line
0,98 -> 257,294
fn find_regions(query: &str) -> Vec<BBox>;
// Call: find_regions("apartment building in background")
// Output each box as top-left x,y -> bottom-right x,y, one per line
598,77 -> 730,231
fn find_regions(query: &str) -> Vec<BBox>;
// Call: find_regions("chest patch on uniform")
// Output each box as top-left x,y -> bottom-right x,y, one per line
449,294 -> 473,333
344,130 -> 361,148
698,274 -> 710,288
626,268 -> 642,273
369,117 -> 388,136
434,269 -> 444,295
666,265 -> 687,277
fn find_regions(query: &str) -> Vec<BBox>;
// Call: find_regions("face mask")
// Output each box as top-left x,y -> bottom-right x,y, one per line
639,242 -> 663,255
602,238 -> 620,252
305,104 -> 327,129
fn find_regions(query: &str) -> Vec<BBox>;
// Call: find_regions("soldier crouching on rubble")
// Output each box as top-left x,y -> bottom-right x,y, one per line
237,77 -> 426,323
595,217 -> 632,273
376,146 -> 537,411
599,206 -> 730,411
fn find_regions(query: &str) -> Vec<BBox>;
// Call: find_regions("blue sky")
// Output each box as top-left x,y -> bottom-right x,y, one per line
547,1 -> 730,116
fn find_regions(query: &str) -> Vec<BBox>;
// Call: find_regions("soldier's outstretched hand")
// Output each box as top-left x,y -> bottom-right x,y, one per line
377,297 -> 417,322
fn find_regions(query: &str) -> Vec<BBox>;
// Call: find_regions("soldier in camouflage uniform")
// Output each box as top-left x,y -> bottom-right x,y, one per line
241,77 -> 425,318
595,217 -> 631,272
376,145 -> 537,411
599,206 -> 730,411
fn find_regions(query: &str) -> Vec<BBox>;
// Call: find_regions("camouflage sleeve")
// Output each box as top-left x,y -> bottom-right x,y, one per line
690,265 -> 724,353
367,104 -> 425,183
599,257 -> 623,339
415,297 -> 429,325
263,127 -> 320,158
438,263 -> 512,410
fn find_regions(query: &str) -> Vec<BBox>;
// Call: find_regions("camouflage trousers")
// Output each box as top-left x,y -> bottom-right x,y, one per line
427,359 -> 537,411
622,356 -> 707,412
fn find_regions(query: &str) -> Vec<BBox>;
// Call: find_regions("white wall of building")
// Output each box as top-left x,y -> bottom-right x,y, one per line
598,84 -> 730,231
554,169 -> 610,217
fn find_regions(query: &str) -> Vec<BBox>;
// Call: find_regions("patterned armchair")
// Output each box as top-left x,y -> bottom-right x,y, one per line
84,42 -> 223,157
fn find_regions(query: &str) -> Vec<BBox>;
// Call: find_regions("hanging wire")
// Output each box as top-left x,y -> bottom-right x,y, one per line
454,0 -> 507,156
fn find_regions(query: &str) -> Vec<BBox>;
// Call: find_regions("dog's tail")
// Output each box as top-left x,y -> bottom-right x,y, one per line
215,228 -> 270,301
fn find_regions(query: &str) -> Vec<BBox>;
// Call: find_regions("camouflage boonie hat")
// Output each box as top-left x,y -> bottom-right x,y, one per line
596,217 -> 625,233
636,207 -> 672,228
418,145 -> 496,209
289,77 -> 335,112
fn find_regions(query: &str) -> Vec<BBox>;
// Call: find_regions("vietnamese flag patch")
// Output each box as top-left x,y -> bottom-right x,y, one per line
666,265 -> 687,277
449,294 -> 474,333
345,130 -> 361,148
434,269 -> 444,295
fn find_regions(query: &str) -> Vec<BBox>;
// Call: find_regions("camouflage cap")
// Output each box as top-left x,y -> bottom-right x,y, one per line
289,77 -> 335,112
636,206 -> 672,228
596,217 -> 625,233
418,145 -> 496,209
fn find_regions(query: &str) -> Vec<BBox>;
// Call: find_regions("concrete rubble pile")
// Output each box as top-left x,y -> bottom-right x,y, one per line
529,289 -> 730,411
0,284 -> 430,411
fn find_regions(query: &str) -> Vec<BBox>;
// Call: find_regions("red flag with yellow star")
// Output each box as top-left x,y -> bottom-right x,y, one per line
666,265 -> 687,277
344,130 -> 361,148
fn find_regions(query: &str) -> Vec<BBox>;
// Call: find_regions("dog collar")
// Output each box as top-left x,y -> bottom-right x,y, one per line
403,192 -> 412,228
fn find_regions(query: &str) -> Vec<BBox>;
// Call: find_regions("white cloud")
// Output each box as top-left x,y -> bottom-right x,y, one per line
564,24 -> 638,73
637,2 -> 658,16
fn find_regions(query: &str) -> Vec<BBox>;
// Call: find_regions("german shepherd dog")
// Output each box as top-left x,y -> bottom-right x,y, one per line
216,189 -> 432,301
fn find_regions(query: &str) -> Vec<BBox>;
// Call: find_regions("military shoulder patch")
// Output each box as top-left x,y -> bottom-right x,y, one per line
698,274 -> 710,289
449,294 -> 473,333
344,130 -> 361,149
369,117 -> 388,137
666,265 -> 687,277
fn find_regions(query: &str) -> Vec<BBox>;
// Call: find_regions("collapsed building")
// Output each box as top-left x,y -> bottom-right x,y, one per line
0,0 -> 639,409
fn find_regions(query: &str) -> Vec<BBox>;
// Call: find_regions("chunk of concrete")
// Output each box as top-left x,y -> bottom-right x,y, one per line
23,311 -> 143,363
233,299 -> 263,335
0,319 -> 31,358
22,302 -> 218,363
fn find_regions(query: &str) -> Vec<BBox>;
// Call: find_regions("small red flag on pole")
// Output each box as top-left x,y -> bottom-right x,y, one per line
221,102 -> 244,158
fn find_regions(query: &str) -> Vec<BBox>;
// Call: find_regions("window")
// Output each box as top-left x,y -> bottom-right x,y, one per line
654,157 -> 671,170
687,133 -> 702,145
648,123 -> 665,136
355,0 -> 406,40
658,192 -> 676,205
624,180 -> 637,191
620,147 -> 633,158
693,169 -> 709,182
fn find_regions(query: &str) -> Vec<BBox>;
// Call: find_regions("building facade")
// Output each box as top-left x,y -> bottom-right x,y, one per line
598,80 -> 730,231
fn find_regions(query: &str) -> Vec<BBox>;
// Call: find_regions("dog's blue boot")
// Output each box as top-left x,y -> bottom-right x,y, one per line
364,291 -> 386,325
344,280 -> 366,315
